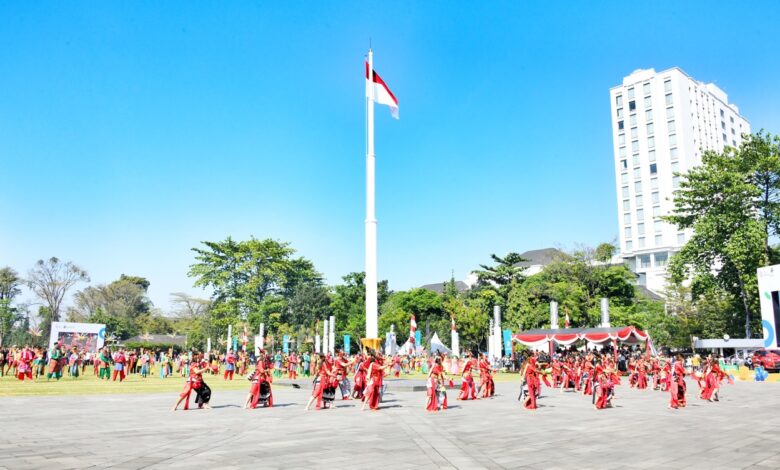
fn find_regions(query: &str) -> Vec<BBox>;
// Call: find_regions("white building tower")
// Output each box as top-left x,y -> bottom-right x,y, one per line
609,68 -> 750,294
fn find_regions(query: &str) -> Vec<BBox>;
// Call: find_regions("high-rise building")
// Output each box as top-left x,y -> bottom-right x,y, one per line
609,68 -> 750,294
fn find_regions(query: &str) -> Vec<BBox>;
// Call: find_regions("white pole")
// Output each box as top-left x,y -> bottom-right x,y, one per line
493,305 -> 502,360
323,319 -> 329,356
451,329 -> 459,358
227,325 -> 232,354
488,318 -> 494,361
329,315 -> 336,355
365,48 -> 379,340
207,337 -> 211,353
550,301 -> 559,329
315,334 -> 321,354
259,323 -> 265,350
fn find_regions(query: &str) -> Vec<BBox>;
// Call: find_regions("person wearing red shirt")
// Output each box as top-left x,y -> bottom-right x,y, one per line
361,352 -> 390,411
352,353 -> 369,400
669,355 -> 687,409
287,352 -> 298,380
306,354 -> 336,411
246,353 -> 273,409
173,356 -> 210,411
112,349 -> 127,382
477,353 -> 495,398
457,352 -> 477,400
224,351 -> 237,381
521,357 -> 540,410
426,356 -> 448,411
333,351 -> 354,400
17,346 -> 34,381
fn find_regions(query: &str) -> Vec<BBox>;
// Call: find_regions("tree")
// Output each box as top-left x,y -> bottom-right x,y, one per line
0,267 -> 22,301
27,257 -> 89,338
594,242 -> 617,263
188,237 -> 321,334
68,275 -> 153,339
329,272 -> 390,343
473,252 -> 529,302
665,132 -> 780,337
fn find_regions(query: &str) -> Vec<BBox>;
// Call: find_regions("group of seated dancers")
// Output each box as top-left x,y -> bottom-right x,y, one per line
172,348 -> 732,413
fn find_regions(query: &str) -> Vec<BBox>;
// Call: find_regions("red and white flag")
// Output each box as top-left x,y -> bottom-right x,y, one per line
564,313 -> 570,329
409,314 -> 417,343
451,316 -> 457,332
366,62 -> 399,119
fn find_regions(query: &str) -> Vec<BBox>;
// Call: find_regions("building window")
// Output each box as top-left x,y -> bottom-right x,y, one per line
643,82 -> 651,95
669,134 -> 677,146
665,93 -> 673,106
638,223 -> 645,236
653,206 -> 660,217
621,172 -> 628,184
647,136 -> 655,149
650,163 -> 658,175
651,177 -> 658,190
731,128 -> 735,135
628,88 -> 635,99
733,140 -> 737,146
623,199 -> 630,211
651,192 -> 660,204
632,140 -> 639,152
672,175 -> 680,188
639,237 -> 646,248
618,120 -> 624,130
664,79 -> 672,92
647,123 -> 654,135
666,107 -> 674,119
630,114 -> 637,126
645,109 -> 653,122
640,255 -> 651,269
654,219 -> 662,232
723,133 -> 728,142
619,146 -> 626,157
644,96 -> 652,108
633,154 -> 640,167
720,109 -> 725,117
620,159 -> 627,169
634,181 -> 642,194
624,213 -> 631,224
730,116 -> 734,123
671,162 -> 680,174
677,233 -> 685,244
622,186 -> 629,198
633,167 -> 641,179
721,121 -> 726,129
655,234 -> 663,246
667,120 -> 676,132
655,252 -> 668,266
625,226 -> 632,238
648,150 -> 656,162
637,208 -> 645,221
617,108 -> 623,118
631,127 -> 638,139
616,95 -> 623,107
619,134 -> 626,145
670,147 -> 679,160
629,100 -> 636,112
636,195 -> 644,208
626,240 -> 633,251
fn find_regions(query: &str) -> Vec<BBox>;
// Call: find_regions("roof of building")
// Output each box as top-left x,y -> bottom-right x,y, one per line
635,285 -> 664,301
515,248 -> 569,268
420,281 -> 470,294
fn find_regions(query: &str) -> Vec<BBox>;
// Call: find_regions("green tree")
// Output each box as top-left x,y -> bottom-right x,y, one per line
68,275 -> 153,339
473,252 -> 528,305
329,272 -> 390,343
665,132 -> 780,337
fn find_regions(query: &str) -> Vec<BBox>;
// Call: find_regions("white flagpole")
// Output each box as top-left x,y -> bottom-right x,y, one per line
365,49 -> 378,340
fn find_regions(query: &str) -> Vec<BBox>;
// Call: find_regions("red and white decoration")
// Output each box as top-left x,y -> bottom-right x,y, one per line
366,62 -> 399,119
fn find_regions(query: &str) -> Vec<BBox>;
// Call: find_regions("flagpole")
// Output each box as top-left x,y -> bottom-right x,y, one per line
365,49 -> 378,340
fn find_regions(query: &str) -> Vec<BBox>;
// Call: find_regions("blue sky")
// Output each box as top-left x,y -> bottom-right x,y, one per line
1,2 -> 779,310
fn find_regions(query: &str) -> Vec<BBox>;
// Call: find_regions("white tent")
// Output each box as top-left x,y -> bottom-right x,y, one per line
429,333 -> 451,355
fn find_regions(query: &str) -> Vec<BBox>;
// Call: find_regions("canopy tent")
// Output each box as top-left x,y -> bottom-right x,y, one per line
428,333 -> 451,355
397,338 -> 422,356
512,326 -> 656,356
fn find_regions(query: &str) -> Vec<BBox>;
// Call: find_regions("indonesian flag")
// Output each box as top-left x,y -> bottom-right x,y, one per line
409,315 -> 417,344
242,325 -> 248,351
564,313 -> 570,329
366,62 -> 399,119
451,316 -> 456,332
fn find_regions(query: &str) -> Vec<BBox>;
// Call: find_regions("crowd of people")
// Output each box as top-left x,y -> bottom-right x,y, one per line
1,342 -> 735,415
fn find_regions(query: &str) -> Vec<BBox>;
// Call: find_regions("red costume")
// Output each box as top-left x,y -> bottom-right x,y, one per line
17,348 -> 33,381
249,362 -> 273,408
352,356 -> 368,400
426,363 -> 447,411
669,361 -> 687,409
224,352 -> 236,380
363,358 -> 384,410
523,358 -> 539,410
458,358 -> 477,400
179,362 -> 204,410
112,352 -> 126,382
478,357 -> 495,398
311,359 -> 333,410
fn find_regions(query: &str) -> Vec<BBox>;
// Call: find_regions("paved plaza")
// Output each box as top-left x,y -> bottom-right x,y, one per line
0,380 -> 778,470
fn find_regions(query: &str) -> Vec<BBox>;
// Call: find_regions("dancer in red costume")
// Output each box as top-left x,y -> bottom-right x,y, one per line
668,354 -> 687,409
306,354 -> 336,411
361,352 -> 390,411
700,357 -> 730,401
333,351 -> 354,400
287,352 -> 298,379
520,356 -> 540,410
352,353 -> 368,400
16,346 -> 34,381
112,349 -> 127,382
477,353 -> 495,398
560,358 -> 577,392
246,352 -> 273,409
593,365 -> 614,410
173,356 -> 211,411
581,358 -> 595,396
224,351 -> 237,380
551,358 -> 562,388
635,359 -> 648,390
426,356 -> 448,411
457,352 -> 477,400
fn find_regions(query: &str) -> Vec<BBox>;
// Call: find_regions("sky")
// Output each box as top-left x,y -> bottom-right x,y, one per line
1,1 -> 779,311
